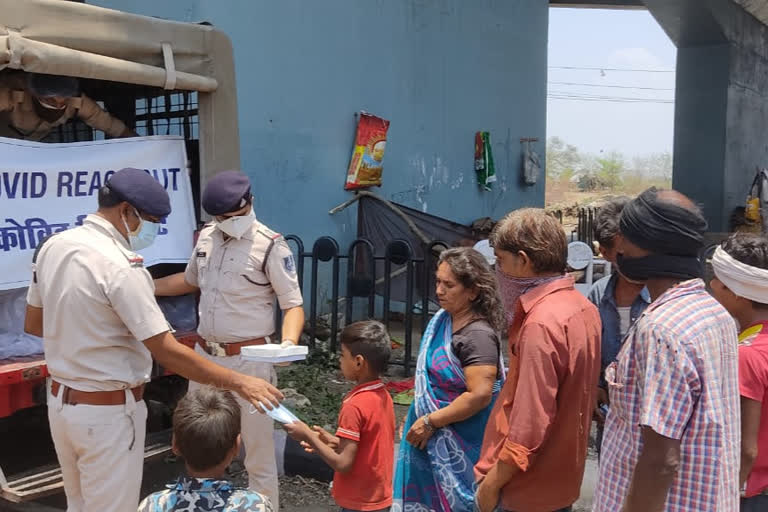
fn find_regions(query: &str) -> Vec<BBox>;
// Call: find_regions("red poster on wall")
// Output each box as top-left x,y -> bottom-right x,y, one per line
344,112 -> 390,190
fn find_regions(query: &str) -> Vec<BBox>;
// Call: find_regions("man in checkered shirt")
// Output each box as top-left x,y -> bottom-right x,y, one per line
593,188 -> 741,512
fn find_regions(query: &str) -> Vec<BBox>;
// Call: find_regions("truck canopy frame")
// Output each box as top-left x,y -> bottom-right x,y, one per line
0,0 -> 241,185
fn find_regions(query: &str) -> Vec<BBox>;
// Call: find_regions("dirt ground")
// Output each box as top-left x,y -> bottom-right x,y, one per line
2,332 -> 596,512
2,413 -> 596,512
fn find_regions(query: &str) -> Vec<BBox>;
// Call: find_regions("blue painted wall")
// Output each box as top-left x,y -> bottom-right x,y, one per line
90,0 -> 548,247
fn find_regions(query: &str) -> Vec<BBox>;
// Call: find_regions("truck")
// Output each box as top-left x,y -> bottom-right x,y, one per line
0,0 -> 241,503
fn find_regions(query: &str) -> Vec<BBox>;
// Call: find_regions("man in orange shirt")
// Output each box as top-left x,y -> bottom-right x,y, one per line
475,208 -> 601,512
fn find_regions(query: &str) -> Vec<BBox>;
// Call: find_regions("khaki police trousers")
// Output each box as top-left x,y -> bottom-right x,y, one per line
48,385 -> 147,512
189,345 -> 279,510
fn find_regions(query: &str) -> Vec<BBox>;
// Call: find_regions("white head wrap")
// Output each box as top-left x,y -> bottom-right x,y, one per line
712,245 -> 768,303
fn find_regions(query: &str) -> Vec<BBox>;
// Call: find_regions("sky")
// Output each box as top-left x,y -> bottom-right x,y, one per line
548,7 -> 676,158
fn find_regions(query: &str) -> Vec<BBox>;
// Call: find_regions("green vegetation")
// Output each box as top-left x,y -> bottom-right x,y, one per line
546,136 -> 672,195
276,349 -> 347,429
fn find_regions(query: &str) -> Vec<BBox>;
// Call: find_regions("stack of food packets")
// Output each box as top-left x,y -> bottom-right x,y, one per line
240,344 -> 309,364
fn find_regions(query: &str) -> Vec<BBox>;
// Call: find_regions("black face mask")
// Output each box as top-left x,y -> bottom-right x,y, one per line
32,97 -> 68,123
616,253 -> 702,282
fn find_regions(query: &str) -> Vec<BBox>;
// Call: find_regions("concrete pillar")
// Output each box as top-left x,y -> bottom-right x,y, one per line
672,45 -> 730,231
647,0 -> 768,232
721,42 -> 768,232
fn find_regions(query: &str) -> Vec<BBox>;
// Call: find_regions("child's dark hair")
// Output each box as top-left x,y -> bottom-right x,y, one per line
722,233 -> 768,309
340,320 -> 391,375
722,233 -> 768,270
173,387 -> 240,472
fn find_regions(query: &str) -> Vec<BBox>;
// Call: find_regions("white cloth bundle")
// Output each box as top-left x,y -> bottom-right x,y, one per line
712,246 -> 768,303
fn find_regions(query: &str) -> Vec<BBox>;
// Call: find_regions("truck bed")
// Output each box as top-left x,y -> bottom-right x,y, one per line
0,355 -> 48,418
0,331 -> 200,418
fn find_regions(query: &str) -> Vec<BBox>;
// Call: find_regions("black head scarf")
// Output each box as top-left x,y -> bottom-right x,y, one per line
620,187 -> 708,256
617,188 -> 708,280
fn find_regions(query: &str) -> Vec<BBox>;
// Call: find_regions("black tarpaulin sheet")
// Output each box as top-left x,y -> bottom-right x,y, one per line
357,196 -> 478,305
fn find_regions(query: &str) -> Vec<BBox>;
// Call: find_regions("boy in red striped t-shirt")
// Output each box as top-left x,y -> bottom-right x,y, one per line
285,321 -> 395,512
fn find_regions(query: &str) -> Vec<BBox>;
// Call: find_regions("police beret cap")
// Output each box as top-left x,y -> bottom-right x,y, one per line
27,73 -> 80,98
202,170 -> 252,216
106,168 -> 171,218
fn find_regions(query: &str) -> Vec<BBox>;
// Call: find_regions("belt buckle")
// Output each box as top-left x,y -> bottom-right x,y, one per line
206,340 -> 227,357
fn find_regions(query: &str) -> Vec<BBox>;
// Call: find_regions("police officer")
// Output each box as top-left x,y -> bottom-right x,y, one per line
155,170 -> 305,510
0,72 -> 135,141
24,168 -> 283,512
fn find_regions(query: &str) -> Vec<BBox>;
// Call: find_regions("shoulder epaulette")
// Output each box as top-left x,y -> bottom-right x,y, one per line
256,230 -> 283,273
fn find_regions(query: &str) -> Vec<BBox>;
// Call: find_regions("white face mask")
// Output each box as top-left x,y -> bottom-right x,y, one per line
249,403 -> 300,424
122,207 -> 159,251
216,208 -> 255,239
38,98 -> 66,110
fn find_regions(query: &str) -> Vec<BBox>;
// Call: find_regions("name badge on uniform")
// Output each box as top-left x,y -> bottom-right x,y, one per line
129,256 -> 144,268
283,255 -> 296,273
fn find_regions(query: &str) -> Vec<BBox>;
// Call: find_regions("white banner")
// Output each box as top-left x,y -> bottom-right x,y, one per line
0,136 -> 195,290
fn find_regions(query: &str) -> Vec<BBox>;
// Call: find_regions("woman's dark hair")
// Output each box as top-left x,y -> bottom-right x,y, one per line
594,197 -> 631,248
340,320 -> 391,375
438,247 -> 505,332
490,208 -> 567,274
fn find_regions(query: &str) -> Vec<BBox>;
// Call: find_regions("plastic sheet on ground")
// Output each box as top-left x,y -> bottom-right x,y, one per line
386,377 -> 415,393
386,377 -> 415,405
386,377 -> 416,405
392,389 -> 414,406
0,287 -> 43,359
358,196 -> 478,305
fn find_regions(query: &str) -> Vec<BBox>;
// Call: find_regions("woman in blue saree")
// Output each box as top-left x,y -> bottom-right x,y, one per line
393,247 -> 505,512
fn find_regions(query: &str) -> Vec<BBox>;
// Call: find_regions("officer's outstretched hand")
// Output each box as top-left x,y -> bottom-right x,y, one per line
236,375 -> 284,411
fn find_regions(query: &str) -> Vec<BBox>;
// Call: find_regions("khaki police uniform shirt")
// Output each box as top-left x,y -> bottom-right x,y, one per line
185,219 -> 303,343
0,74 -> 128,141
26,214 -> 170,392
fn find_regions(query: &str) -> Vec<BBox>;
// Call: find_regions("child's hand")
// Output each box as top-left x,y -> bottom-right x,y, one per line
300,440 -> 316,453
312,426 -> 340,449
283,420 -> 313,443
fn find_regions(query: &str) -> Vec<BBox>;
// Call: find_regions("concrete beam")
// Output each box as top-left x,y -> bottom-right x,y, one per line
550,0 -> 644,8
708,0 -> 768,59
733,0 -> 768,27
644,0 -> 727,46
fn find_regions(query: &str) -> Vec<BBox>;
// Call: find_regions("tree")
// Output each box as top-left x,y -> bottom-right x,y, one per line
546,137 -> 669,193
546,136 -> 581,181
575,152 -> 625,192
560,167 -> 575,184
632,152 -> 672,181
595,151 -> 625,190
